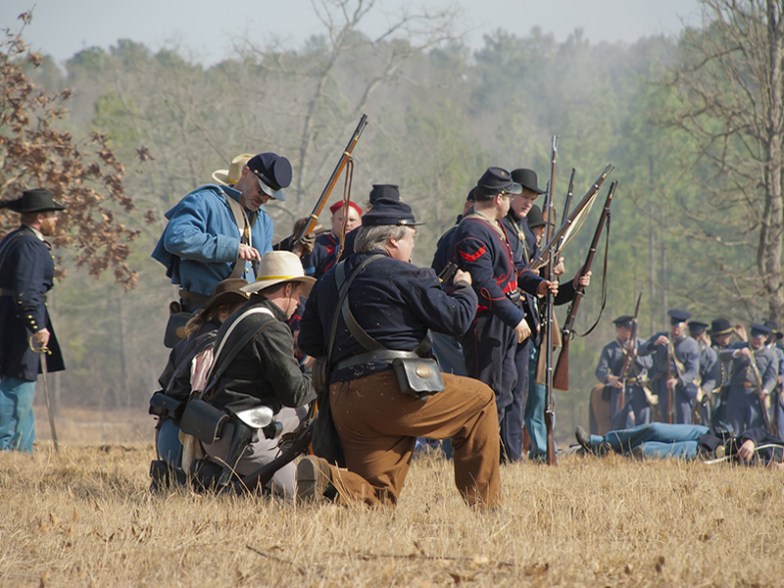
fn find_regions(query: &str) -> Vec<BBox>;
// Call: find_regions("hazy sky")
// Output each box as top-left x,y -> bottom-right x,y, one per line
2,0 -> 703,65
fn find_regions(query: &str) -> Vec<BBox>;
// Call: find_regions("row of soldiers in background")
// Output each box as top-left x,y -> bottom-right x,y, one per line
595,309 -> 784,440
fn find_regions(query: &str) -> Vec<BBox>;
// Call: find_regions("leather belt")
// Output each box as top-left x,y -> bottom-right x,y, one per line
742,381 -> 756,389
624,377 -> 640,385
334,349 -> 420,371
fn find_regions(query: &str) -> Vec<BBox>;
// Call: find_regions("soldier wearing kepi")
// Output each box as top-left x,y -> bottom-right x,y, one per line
688,320 -> 718,424
718,322 -> 777,435
595,315 -> 654,429
152,152 -> 292,312
639,309 -> 700,424
297,197 -> 501,508
0,188 -> 66,452
451,168 -> 552,450
499,168 -> 544,462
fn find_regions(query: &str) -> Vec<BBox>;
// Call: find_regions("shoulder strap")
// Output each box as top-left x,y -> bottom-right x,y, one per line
326,255 -> 385,362
336,254 -> 431,356
223,191 -> 251,279
201,306 -> 274,397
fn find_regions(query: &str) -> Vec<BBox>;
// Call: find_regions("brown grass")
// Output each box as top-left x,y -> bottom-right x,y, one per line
2,410 -> 783,587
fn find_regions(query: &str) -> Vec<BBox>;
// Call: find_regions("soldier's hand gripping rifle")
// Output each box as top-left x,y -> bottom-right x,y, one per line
552,180 -> 617,391
289,114 -> 369,252
617,291 -> 643,416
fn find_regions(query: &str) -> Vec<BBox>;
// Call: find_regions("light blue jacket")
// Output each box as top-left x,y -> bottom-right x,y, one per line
151,184 -> 273,296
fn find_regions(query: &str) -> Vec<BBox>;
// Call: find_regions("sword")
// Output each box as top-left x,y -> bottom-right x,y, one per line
30,337 -> 59,453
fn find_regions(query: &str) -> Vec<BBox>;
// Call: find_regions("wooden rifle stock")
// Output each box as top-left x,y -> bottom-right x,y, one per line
552,181 -> 617,391
290,114 -> 368,251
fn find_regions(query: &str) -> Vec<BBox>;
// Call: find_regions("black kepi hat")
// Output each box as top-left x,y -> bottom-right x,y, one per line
527,204 -> 554,229
668,308 -> 691,325
246,152 -> 292,201
613,315 -> 634,328
1,188 -> 65,213
361,198 -> 424,227
688,320 -> 709,336
710,317 -> 733,336
369,184 -> 400,204
511,168 -> 546,195
475,167 -> 522,199
750,322 -> 772,337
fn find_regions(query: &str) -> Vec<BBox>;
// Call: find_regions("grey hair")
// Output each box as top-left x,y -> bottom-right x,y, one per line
354,225 -> 411,253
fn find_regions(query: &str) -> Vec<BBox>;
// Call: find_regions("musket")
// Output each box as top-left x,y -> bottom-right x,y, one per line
560,168 -> 576,233
290,114 -> 369,251
665,341 -> 675,424
236,420 -> 314,493
748,349 -> 775,435
552,181 -> 617,391
617,291 -> 643,416
543,135 -> 558,466
526,163 -> 614,273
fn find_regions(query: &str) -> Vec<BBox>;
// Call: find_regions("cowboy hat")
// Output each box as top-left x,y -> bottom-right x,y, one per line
195,278 -> 250,321
1,188 -> 65,213
211,153 -> 255,186
242,251 -> 316,296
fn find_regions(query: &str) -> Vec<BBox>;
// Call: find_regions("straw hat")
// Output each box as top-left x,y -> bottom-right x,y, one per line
242,251 -> 316,296
211,153 -> 255,186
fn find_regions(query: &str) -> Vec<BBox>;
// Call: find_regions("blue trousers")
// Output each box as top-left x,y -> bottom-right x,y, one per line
0,376 -> 36,452
589,423 -> 709,459
156,418 -> 183,468
500,338 -> 532,462
462,313 -> 517,424
524,345 -> 550,460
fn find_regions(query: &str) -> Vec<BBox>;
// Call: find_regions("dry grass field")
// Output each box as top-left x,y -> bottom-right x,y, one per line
1,408 -> 783,587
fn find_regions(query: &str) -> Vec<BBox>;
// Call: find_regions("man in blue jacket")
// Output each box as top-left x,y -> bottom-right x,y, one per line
152,152 -> 292,312
0,188 -> 66,452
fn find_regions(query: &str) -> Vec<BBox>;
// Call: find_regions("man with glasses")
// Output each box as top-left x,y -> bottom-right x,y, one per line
152,152 -> 292,312
0,188 -> 66,452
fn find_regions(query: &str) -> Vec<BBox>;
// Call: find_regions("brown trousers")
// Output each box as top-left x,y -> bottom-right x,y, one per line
326,370 -> 501,508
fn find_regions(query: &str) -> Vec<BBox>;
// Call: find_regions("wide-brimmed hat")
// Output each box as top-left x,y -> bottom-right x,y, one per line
511,168 -> 546,195
212,153 -> 255,186
710,317 -> 733,336
196,278 -> 250,321
527,204 -> 555,229
246,152 -> 292,201
1,188 -> 65,213
475,167 -> 522,199
242,251 -> 316,296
